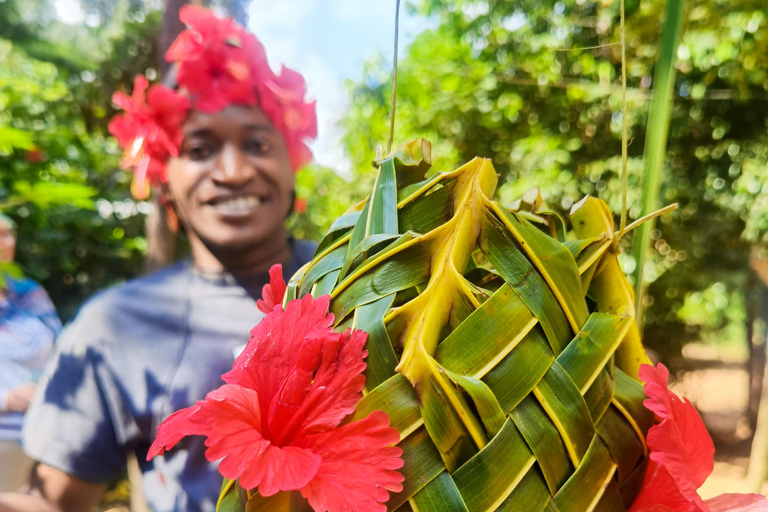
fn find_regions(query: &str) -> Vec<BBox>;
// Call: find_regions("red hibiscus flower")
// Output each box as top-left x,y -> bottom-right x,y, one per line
258,65 -> 318,171
167,5 -> 268,113
108,75 -> 190,192
630,364 -> 768,512
148,266 -> 404,512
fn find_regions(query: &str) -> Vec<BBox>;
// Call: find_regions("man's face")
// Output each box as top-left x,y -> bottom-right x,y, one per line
0,219 -> 16,263
166,105 -> 295,253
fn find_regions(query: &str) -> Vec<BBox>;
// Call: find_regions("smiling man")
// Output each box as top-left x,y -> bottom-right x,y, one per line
0,7 -> 317,512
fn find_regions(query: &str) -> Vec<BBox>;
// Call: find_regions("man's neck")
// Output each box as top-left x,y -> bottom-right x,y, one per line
189,234 -> 291,277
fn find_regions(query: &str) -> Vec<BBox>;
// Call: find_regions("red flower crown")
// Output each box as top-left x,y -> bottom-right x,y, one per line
108,6 -> 317,198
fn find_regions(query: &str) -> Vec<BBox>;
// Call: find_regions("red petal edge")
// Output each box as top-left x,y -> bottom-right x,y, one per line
257,264 -> 287,314
299,411 -> 405,512
148,384 -> 321,494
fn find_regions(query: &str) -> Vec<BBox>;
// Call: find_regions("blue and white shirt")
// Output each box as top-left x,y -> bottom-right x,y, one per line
23,241 -> 315,512
0,276 -> 61,442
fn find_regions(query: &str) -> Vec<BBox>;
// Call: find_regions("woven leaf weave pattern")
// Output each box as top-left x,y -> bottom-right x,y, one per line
288,140 -> 653,512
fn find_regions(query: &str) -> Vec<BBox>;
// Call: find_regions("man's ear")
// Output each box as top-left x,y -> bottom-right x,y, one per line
157,181 -> 172,203
156,184 -> 179,233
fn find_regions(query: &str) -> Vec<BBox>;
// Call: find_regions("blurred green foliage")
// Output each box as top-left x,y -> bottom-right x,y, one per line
287,164 -> 362,243
0,0 -> 160,321
343,0 -> 768,361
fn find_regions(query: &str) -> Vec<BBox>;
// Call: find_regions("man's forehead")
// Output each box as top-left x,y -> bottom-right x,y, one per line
182,105 -> 275,133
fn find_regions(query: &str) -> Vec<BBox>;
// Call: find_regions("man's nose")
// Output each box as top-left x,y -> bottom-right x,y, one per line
212,144 -> 256,186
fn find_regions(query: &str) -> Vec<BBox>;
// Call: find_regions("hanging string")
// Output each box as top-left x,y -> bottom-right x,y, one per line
617,0 -> 629,248
387,0 -> 402,156
549,42 -> 620,52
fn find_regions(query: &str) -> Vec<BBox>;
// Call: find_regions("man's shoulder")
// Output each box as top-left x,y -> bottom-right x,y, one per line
73,261 -> 191,333
291,239 -> 317,265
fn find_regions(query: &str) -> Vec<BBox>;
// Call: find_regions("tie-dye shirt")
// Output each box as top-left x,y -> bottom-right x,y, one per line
0,276 -> 61,442
23,241 -> 316,512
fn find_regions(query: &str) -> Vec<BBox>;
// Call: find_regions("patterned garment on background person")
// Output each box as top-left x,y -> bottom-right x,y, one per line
0,276 -> 61,443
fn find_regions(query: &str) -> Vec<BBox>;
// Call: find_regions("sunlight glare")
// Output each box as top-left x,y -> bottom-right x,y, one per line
55,0 -> 85,25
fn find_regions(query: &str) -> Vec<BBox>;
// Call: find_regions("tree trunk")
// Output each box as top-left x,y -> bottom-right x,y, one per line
747,273 -> 765,432
746,248 -> 768,492
144,0 -> 199,274
159,0 -> 194,75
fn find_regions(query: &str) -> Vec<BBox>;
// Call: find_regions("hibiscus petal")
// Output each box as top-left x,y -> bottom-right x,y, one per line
147,405 -> 202,459
108,116 -> 142,149
269,328 -> 368,445
289,140 -> 315,171
257,264 -> 287,314
148,384 -> 263,461
147,85 -> 191,130
178,4 -> 223,34
130,75 -> 149,106
705,494 -> 768,512
149,382 -> 321,496
639,364 -> 714,504
223,294 -> 333,431
299,411 -> 404,512
111,91 -> 135,114
629,461 -> 707,512
165,30 -> 200,63
266,65 -> 308,101
237,444 -> 321,497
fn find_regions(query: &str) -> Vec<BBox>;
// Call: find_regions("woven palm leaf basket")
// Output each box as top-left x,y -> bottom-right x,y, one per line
284,138 -> 653,512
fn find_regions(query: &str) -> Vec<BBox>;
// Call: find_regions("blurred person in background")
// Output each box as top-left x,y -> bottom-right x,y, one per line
0,7 -> 317,512
0,212 -> 61,492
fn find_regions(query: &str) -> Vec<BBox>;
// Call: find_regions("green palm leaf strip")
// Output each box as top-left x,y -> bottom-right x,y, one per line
633,0 -> 686,328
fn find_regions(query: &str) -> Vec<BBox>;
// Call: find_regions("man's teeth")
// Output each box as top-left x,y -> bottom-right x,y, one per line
216,196 -> 262,211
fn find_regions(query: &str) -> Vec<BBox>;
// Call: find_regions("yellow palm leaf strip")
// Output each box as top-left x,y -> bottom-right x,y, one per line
482,327 -> 555,414
583,366 -> 615,422
380,158 -> 498,468
344,373 -> 423,441
435,283 -> 538,380
611,368 -> 655,455
569,196 -> 650,378
389,157 -> 497,380
556,313 -> 633,394
511,395 -> 575,494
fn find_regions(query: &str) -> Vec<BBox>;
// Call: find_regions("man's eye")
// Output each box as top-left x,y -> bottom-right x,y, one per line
187,145 -> 213,161
245,139 -> 270,155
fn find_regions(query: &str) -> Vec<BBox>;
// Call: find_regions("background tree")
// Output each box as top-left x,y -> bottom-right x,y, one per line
342,0 -> 768,364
